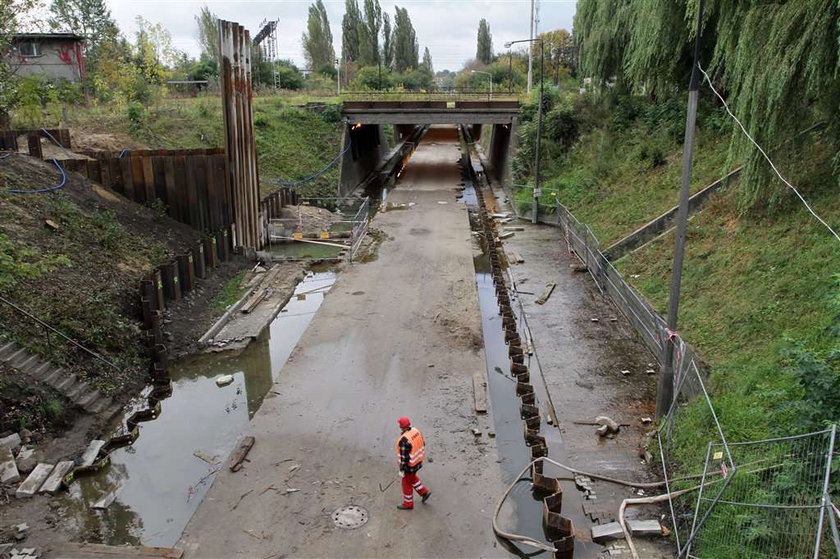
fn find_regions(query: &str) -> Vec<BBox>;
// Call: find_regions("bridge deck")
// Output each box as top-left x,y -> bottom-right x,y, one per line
343,100 -> 520,125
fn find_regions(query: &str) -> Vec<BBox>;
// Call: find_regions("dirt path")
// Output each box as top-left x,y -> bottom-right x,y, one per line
179,127 -> 507,558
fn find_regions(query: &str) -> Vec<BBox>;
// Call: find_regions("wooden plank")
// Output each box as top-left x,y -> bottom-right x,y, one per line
535,282 -> 556,305
44,542 -> 183,558
86,159 -> 102,184
99,159 -> 112,188
473,369 -> 488,414
80,440 -> 106,468
194,155 -> 209,231
27,134 -> 43,159
229,436 -> 255,472
109,158 -> 123,193
39,459 -> 74,494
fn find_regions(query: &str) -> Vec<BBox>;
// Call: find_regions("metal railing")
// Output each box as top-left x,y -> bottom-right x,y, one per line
341,90 -> 522,102
0,295 -> 120,373
260,197 -> 370,262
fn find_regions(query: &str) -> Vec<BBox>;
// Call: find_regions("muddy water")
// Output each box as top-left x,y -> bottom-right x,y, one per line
60,271 -> 336,547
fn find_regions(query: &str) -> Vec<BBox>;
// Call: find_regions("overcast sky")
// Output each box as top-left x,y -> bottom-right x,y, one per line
105,0 -> 577,71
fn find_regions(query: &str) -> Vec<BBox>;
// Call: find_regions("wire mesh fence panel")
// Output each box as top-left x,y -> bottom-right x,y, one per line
688,428 -> 837,558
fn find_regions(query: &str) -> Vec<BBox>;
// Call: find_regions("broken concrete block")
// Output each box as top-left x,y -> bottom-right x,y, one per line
15,448 -> 36,475
16,464 -> 54,497
79,440 -> 105,468
0,433 -> 21,452
627,519 -> 663,536
215,374 -> 234,387
1,447 -> 20,485
39,460 -> 74,495
591,522 -> 624,543
498,231 -> 515,239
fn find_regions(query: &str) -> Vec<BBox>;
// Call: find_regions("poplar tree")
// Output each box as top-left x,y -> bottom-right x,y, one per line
194,5 -> 220,63
358,0 -> 382,66
382,12 -> 393,69
421,46 -> 433,74
342,0 -> 361,63
476,18 -> 493,64
392,6 -> 418,72
302,0 -> 335,71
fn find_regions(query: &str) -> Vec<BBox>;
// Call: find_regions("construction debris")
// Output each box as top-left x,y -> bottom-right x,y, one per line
39,460 -> 74,495
229,436 -> 255,472
595,416 -> 621,438
535,283 -> 556,305
215,375 -> 234,387
92,488 -> 120,510
16,464 -> 54,498
79,440 -> 106,468
498,231 -> 515,239
0,447 -> 20,485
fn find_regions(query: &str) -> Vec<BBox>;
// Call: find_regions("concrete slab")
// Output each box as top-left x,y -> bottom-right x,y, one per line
79,440 -> 105,468
39,460 -> 74,495
0,433 -> 21,451
16,463 -> 53,497
627,518 -> 664,536
0,446 -> 20,484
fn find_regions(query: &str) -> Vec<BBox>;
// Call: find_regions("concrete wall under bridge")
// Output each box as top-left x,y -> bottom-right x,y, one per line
339,101 -> 520,195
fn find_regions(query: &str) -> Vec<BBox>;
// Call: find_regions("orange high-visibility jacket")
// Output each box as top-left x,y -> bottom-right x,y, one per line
395,427 -> 426,469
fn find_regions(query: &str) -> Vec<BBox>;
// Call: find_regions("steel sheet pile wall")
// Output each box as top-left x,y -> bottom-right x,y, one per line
219,20 -> 260,251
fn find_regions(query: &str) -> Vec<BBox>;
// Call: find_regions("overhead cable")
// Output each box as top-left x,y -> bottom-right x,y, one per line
698,64 -> 840,243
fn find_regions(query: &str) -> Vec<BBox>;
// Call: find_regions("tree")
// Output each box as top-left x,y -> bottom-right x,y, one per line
48,0 -> 118,65
342,0 -> 361,63
421,46 -> 433,74
358,0 -> 382,66
302,0 -> 335,71
534,29 -> 574,83
382,12 -> 393,69
194,5 -> 220,63
392,6 -> 418,72
1,0 -> 43,126
476,18 -> 493,64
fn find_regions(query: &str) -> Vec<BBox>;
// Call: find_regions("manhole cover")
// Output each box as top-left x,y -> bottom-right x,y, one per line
332,505 -> 369,529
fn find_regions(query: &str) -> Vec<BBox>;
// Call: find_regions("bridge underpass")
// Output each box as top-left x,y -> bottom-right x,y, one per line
339,100 -> 520,197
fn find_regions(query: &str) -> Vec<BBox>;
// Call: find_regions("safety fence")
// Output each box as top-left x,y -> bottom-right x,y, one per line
548,198 -> 839,557
259,196 -> 370,262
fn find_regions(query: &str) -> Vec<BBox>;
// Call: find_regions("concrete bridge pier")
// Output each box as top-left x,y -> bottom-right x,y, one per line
485,121 -> 518,189
339,122 -> 388,198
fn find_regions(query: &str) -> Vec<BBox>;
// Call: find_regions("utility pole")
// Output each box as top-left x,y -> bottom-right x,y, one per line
532,40 -> 543,224
508,51 -> 513,93
526,0 -> 534,93
336,58 -> 341,96
657,0 -> 705,418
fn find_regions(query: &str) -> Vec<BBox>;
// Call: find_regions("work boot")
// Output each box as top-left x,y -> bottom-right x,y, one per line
422,491 -> 432,504
397,504 -> 413,510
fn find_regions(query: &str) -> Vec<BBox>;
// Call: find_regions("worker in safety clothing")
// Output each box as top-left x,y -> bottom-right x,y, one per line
395,416 -> 431,510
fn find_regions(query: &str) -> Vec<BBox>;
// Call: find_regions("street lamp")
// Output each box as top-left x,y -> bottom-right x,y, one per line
335,58 -> 341,96
471,70 -> 493,100
506,38 -> 544,224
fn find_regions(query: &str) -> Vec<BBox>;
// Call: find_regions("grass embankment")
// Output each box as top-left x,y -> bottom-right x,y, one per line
0,155 -> 202,402
66,95 -> 345,199
513,92 -> 840,443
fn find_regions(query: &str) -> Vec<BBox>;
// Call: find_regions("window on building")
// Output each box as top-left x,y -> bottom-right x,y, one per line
18,42 -> 42,57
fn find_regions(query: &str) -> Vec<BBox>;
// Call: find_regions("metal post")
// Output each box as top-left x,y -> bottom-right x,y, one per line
532,40 -> 543,225
527,0 -> 534,93
336,58 -> 341,96
814,424 -> 837,558
827,496 -> 840,559
657,0 -> 704,418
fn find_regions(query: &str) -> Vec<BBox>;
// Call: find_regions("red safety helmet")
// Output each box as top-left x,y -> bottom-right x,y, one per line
398,416 -> 411,429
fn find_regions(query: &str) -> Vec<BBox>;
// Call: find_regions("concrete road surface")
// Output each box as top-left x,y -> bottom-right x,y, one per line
180,127 -> 508,558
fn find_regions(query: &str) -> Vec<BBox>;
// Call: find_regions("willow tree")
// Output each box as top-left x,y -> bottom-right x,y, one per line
574,0 -> 840,208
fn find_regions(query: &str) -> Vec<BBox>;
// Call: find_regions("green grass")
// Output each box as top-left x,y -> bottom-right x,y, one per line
211,271 -> 248,312
513,125 -> 731,245
67,94 -> 344,199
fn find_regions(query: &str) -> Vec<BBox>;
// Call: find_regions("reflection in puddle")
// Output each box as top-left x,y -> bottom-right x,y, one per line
61,271 -> 336,547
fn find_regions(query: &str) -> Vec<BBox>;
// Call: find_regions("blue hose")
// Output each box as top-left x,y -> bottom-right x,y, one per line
6,158 -> 67,194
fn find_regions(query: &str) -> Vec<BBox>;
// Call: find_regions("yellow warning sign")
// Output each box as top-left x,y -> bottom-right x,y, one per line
319,231 -> 330,240
292,232 -> 303,240
713,451 -> 723,460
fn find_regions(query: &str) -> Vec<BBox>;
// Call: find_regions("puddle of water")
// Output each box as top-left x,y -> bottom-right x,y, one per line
60,271 -> 336,547
264,241 -> 344,261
